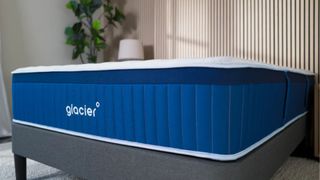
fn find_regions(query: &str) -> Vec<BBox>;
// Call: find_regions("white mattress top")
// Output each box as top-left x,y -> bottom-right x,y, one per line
12,57 -> 314,75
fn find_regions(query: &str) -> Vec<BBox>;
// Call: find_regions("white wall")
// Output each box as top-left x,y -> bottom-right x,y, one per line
0,32 -> 11,136
0,0 -> 79,111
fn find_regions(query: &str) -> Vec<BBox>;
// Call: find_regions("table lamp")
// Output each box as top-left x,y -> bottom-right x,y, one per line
118,39 -> 144,61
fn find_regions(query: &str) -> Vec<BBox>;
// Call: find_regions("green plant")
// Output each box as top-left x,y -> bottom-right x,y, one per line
65,0 -> 125,63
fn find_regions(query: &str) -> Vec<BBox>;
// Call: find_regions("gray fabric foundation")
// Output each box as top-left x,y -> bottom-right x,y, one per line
12,115 -> 306,180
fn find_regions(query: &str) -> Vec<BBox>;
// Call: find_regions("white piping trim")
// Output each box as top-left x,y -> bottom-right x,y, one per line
12,57 -> 314,76
13,112 -> 307,161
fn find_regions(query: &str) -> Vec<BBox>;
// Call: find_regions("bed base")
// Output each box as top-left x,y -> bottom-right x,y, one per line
12,115 -> 306,180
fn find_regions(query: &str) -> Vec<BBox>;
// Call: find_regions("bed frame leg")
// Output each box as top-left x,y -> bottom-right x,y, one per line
14,154 -> 26,180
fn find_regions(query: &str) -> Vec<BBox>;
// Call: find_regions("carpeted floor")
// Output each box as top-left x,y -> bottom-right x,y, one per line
0,141 -> 319,180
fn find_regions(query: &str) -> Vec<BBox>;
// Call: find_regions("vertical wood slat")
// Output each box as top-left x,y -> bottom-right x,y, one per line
305,0 -> 309,71
266,0 -> 270,63
301,0 -> 305,69
270,0 -> 273,64
280,0 -> 284,66
270,0 -> 274,65
215,0 -> 218,56
230,0 -> 233,56
259,0 -> 263,61
296,0 -> 300,69
291,0 -> 295,68
238,0 -> 241,58
310,0 -> 314,72
226,0 -> 228,56
241,0 -> 244,58
276,0 -> 279,66
284,0 -> 287,67
248,0 -> 252,59
152,0 -> 320,157
287,0 -> 290,67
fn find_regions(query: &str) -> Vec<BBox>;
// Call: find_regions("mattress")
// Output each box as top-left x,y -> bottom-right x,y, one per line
12,57 -> 314,161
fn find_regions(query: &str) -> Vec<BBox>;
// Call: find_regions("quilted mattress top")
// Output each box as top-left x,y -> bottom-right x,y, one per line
12,57 -> 313,75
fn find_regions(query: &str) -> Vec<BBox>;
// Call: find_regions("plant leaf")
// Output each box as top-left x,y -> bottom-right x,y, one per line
113,7 -> 125,22
90,0 -> 102,13
66,0 -> 125,63
103,3 -> 113,13
96,42 -> 107,49
92,0 -> 102,7
87,54 -> 97,63
75,4 -> 86,17
72,22 -> 82,33
66,0 -> 78,10
80,0 -> 92,6
66,1 -> 73,9
92,20 -> 101,30
72,48 -> 80,59
65,38 -> 74,45
65,27 -> 74,36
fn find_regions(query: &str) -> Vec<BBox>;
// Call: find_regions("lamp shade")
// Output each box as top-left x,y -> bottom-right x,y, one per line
118,39 -> 144,60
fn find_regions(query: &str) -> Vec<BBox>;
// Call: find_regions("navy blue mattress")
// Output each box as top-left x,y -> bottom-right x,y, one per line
12,57 -> 314,161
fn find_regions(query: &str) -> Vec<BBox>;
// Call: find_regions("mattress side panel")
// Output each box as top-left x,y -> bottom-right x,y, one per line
12,68 -> 299,159
285,73 -> 314,122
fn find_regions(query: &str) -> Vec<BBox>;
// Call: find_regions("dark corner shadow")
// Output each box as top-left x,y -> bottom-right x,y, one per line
28,171 -> 84,180
144,45 -> 154,60
0,136 -> 11,144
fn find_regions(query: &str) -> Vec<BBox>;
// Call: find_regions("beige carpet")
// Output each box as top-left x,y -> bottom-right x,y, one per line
0,142 -> 319,180
271,157 -> 319,180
